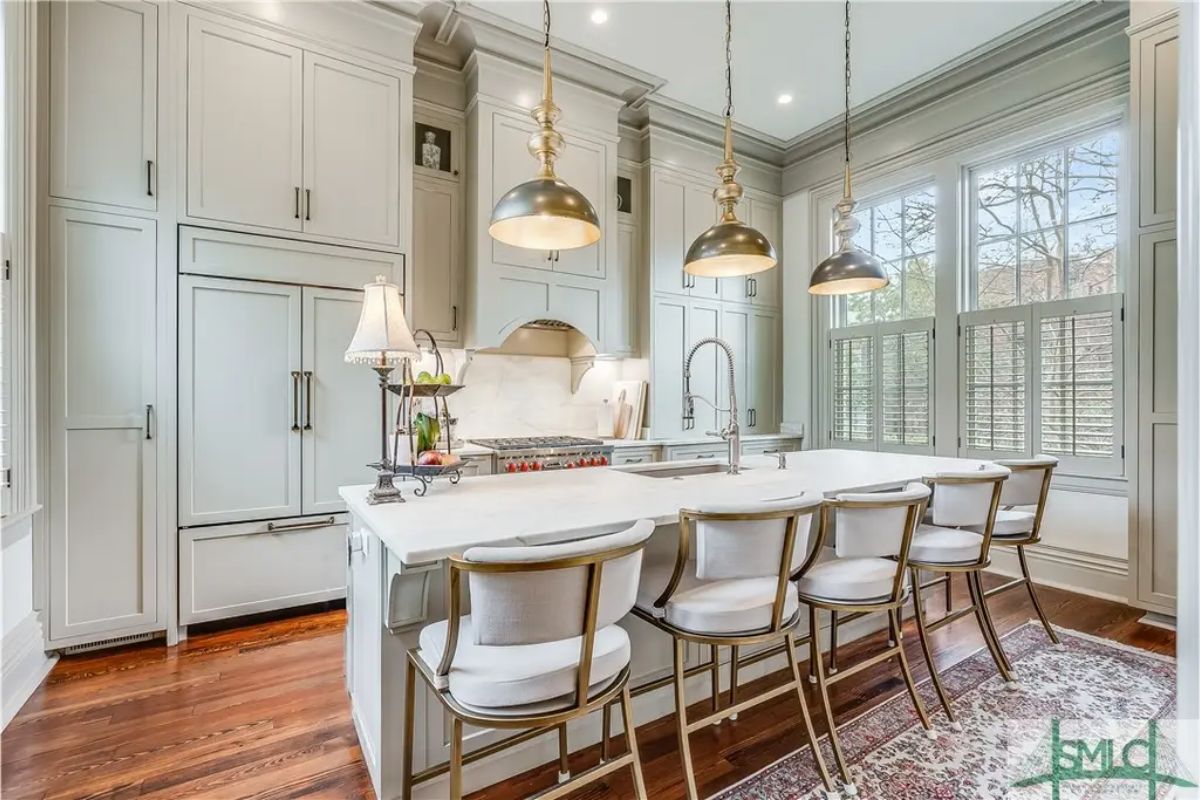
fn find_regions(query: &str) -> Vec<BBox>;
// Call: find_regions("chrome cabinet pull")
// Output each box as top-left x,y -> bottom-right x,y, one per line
294,187 -> 301,219
303,371 -> 314,430
624,457 -> 643,464
304,189 -> 312,221
267,516 -> 335,533
145,404 -> 153,440
146,160 -> 154,197
291,371 -> 301,431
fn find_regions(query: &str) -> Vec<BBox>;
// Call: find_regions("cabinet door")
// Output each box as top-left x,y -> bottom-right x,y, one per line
48,207 -> 157,642
688,299 -> 722,433
721,307 -> 750,430
651,173 -> 689,295
412,177 -> 462,343
749,311 -> 779,432
685,184 -> 722,299
180,276 -> 302,525
551,135 -> 605,278
50,0 -> 157,210
749,197 -> 781,308
612,222 -> 638,355
650,296 -> 689,438
302,54 -> 400,246
301,287 -> 379,515
187,17 -> 303,232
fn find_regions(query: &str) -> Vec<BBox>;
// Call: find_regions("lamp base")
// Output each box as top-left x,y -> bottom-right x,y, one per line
366,468 -> 404,505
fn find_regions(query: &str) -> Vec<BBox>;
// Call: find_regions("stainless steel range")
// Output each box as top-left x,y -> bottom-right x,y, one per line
468,436 -> 613,474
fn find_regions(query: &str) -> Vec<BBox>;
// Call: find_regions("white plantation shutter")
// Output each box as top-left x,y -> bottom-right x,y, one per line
831,333 -> 874,445
960,312 -> 1027,455
1039,311 -> 1115,457
880,324 -> 933,448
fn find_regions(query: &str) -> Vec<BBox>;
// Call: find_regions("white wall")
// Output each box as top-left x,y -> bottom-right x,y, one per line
2,517 -> 34,637
2,515 -> 54,728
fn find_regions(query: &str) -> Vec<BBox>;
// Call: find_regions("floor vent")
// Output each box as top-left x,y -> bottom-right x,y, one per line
60,631 -> 159,655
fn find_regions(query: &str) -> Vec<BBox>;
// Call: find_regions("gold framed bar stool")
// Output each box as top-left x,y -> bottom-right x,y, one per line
402,520 -> 655,800
797,483 -> 933,797
631,496 -> 840,800
906,465 -> 1016,730
970,456 -> 1062,646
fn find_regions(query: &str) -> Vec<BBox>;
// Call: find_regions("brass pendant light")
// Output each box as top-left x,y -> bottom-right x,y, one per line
808,0 -> 888,296
488,0 -> 601,251
684,0 -> 777,278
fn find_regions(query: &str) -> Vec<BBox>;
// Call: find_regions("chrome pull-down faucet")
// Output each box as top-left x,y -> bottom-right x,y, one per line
682,337 -> 741,475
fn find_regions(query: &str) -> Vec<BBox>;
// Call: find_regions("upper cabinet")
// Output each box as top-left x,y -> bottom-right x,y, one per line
50,0 -> 158,211
186,16 -> 403,248
721,197 -> 781,307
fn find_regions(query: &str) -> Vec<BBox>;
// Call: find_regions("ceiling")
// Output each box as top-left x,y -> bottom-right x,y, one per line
466,0 -> 1073,142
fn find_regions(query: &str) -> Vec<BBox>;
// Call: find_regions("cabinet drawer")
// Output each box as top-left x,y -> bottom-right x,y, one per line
662,442 -> 727,461
180,515 -> 347,624
742,438 -> 802,456
611,446 -> 660,466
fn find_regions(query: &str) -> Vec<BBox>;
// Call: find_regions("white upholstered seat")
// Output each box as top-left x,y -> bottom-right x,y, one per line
908,525 -> 984,565
796,556 -> 905,604
968,509 -> 1035,539
418,616 -> 630,713
635,559 -> 800,634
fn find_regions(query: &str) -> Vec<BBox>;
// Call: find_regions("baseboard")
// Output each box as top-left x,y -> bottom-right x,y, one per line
2,612 -> 57,729
987,543 -> 1129,603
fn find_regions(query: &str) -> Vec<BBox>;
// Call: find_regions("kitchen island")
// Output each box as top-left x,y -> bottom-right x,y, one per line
341,448 -> 987,799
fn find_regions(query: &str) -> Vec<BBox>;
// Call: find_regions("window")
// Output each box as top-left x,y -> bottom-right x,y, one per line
971,130 -> 1118,309
837,186 -> 936,326
829,185 -> 936,453
963,127 -> 1122,475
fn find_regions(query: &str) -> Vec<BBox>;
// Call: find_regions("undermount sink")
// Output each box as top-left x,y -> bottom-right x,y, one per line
622,462 -> 746,479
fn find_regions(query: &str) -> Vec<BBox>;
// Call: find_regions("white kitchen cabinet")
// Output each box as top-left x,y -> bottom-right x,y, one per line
180,276 -> 303,525
684,184 -> 721,300
186,15 -> 403,247
302,287 -> 380,516
488,113 -> 606,278
649,168 -> 723,300
48,207 -> 158,643
720,306 -> 750,430
613,220 -> 639,356
180,514 -> 347,624
720,197 -> 781,307
650,295 -> 723,438
49,0 -> 157,211
302,53 -> 401,246
748,310 -> 779,431
412,176 -> 463,344
186,16 -> 304,232
181,276 -> 377,526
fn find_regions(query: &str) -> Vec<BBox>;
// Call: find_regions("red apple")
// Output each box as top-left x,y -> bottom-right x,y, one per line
417,450 -> 442,466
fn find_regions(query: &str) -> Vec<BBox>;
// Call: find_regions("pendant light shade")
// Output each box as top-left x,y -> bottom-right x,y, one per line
684,0 -> 777,278
488,3 -> 601,251
808,0 -> 888,296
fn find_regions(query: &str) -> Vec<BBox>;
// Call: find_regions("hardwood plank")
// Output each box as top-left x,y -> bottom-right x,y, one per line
0,578 -> 1174,800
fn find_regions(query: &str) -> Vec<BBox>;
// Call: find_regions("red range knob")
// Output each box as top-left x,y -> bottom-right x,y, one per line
599,455 -> 609,466
589,457 -> 600,466
505,462 -> 517,473
532,461 -> 543,471
576,459 -> 587,468
519,462 -> 530,472
566,461 -> 576,468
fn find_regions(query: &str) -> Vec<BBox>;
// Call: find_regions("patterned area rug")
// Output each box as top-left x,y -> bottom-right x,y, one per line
713,623 -> 1178,799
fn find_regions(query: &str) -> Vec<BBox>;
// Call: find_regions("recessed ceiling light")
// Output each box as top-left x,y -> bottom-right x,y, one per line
777,93 -> 794,105
590,8 -> 609,24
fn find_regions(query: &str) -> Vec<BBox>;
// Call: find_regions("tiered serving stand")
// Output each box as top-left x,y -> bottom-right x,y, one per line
387,331 -> 465,496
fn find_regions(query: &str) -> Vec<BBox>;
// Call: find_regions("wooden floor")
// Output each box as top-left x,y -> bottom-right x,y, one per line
1,575 -> 1174,800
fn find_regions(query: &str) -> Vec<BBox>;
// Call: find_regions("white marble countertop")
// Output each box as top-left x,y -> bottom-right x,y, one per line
603,432 -> 802,448
340,449 -> 987,565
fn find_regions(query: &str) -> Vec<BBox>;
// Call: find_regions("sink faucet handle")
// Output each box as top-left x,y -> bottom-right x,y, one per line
776,451 -> 787,470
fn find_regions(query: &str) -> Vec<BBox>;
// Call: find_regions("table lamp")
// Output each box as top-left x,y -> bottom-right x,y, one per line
345,275 -> 420,504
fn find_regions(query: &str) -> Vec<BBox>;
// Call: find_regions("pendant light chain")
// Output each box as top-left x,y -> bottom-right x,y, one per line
542,0 -> 551,48
843,0 -> 851,167
723,0 -> 733,118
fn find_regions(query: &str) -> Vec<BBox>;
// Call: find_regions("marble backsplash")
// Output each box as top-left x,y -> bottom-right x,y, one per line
407,348 -> 650,440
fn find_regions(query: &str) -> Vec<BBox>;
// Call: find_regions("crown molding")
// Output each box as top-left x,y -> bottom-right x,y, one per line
781,0 -> 1130,165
